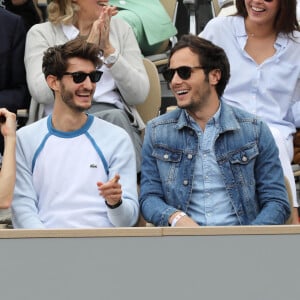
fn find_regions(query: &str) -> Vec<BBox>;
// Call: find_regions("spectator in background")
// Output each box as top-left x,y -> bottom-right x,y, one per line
2,0 -> 42,31
0,7 -> 30,155
175,0 -> 190,39
24,0 -> 149,173
140,35 -> 290,227
0,108 -> 16,209
109,0 -> 177,56
200,0 -> 300,223
12,38 -> 139,229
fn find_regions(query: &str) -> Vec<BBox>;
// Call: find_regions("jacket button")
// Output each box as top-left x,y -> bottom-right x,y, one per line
187,154 -> 193,159
183,180 -> 189,185
242,156 -> 248,162
163,154 -> 169,160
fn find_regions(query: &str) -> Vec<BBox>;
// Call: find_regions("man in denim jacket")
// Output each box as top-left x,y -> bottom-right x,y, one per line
140,35 -> 291,227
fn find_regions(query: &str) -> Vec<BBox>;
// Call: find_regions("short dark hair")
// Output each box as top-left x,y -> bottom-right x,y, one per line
169,34 -> 230,98
235,0 -> 299,34
42,37 -> 102,79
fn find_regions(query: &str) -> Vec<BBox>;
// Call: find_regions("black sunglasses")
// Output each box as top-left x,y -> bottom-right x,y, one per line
63,71 -> 103,84
162,66 -> 204,83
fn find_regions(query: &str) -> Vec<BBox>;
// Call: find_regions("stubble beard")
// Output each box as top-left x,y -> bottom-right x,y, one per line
61,84 -> 92,113
179,87 -> 211,112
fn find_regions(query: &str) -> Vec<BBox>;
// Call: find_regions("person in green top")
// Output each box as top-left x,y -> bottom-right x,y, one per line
110,0 -> 177,55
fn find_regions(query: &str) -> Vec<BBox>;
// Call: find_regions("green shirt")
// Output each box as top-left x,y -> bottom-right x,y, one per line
110,0 -> 177,55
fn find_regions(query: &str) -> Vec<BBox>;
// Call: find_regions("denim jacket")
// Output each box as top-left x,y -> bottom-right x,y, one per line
140,102 -> 290,226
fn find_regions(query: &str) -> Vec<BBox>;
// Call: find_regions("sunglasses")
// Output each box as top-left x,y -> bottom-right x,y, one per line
63,71 -> 103,84
162,66 -> 205,83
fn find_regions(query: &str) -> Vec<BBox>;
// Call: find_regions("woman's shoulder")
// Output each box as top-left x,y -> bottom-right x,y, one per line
202,15 -> 242,36
26,21 -> 63,42
27,21 -> 63,36
205,15 -> 240,28
201,16 -> 243,45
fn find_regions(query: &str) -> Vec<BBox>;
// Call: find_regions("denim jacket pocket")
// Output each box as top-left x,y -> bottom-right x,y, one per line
227,143 -> 259,190
152,146 -> 183,181
226,144 -> 260,217
153,146 -> 182,162
229,144 -> 259,165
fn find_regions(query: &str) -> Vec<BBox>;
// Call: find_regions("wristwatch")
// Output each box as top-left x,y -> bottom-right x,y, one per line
102,49 -> 119,66
105,199 -> 122,209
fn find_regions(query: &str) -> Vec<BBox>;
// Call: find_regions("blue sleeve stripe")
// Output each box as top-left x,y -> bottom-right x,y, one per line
85,132 -> 109,175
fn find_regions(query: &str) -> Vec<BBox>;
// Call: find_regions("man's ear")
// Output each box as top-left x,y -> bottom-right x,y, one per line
209,69 -> 221,85
46,75 -> 60,92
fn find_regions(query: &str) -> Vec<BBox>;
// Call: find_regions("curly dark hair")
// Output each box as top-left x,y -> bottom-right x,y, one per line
42,37 -> 102,79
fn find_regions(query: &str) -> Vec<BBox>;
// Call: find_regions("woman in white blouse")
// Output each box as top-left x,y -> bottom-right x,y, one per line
201,0 -> 300,223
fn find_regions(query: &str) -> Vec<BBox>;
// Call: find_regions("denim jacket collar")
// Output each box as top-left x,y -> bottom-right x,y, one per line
175,100 -> 241,134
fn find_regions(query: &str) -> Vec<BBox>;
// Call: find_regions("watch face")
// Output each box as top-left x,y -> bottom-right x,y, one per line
106,55 -> 117,64
104,51 -> 118,65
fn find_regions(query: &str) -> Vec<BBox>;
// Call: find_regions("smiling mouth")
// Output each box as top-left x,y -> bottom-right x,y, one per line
176,90 -> 189,96
251,6 -> 265,13
76,91 -> 93,98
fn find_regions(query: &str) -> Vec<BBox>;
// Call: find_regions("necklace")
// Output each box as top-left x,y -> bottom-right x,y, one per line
246,29 -> 255,37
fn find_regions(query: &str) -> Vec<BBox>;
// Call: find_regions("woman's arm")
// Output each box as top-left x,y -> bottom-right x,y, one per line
0,108 -> 16,209
24,23 -> 60,106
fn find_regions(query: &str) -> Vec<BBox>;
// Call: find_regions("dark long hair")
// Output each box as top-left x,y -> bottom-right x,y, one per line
235,0 -> 299,34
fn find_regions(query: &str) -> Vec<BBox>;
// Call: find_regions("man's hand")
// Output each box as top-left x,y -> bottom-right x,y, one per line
97,174 -> 122,206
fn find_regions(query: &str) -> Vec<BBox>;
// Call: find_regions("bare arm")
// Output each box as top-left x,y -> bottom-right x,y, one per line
0,109 -> 16,209
11,0 -> 28,5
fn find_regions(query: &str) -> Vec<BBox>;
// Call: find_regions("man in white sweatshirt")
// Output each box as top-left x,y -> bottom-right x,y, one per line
12,38 -> 139,229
